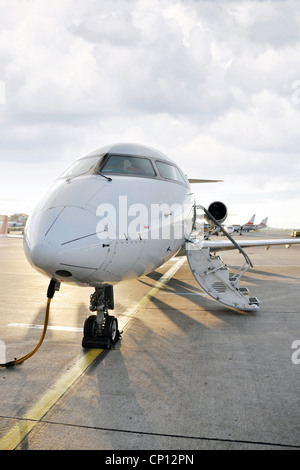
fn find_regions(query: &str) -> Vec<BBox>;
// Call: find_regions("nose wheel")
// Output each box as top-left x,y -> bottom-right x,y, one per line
82,285 -> 120,349
103,315 -> 119,343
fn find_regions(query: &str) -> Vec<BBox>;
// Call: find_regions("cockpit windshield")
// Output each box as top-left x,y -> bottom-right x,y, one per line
101,155 -> 156,177
59,152 -> 188,186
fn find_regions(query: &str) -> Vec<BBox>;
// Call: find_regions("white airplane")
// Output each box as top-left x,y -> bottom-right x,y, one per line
242,214 -> 256,231
0,215 -> 27,235
16,143 -> 300,349
8,219 -> 23,228
253,217 -> 268,231
240,216 -> 268,233
225,214 -> 255,234
226,215 -> 268,235
0,216 -> 24,238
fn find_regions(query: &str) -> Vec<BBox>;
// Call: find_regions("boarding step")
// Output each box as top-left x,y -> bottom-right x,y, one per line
249,297 -> 260,306
185,241 -> 259,312
239,287 -> 249,295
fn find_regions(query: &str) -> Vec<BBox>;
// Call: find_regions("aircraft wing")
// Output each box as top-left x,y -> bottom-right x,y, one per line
188,178 -> 223,183
201,238 -> 300,252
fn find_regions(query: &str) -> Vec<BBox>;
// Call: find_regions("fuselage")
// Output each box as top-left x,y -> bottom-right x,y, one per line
24,143 -> 195,286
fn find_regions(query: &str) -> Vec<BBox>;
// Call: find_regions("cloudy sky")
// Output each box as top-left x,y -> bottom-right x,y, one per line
1,0 -> 300,228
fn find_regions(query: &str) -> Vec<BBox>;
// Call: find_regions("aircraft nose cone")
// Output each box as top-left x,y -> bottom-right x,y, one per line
24,205 -> 112,283
30,241 -> 59,273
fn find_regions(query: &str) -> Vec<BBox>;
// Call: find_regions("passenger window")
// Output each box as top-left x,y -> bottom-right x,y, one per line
156,161 -> 186,184
101,155 -> 156,177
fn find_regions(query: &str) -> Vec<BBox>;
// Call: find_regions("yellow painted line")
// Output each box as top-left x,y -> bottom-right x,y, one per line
120,256 -> 186,331
0,256 -> 186,450
0,349 -> 101,450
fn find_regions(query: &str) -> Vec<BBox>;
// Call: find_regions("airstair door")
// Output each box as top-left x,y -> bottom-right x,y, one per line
185,241 -> 259,312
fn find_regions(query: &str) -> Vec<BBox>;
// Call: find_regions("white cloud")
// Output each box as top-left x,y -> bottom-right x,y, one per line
0,0 -> 300,227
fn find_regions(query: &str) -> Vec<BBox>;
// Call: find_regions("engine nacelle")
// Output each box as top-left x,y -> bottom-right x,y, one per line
206,201 -> 227,224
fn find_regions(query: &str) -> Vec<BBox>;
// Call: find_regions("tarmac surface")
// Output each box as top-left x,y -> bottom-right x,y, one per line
0,229 -> 299,450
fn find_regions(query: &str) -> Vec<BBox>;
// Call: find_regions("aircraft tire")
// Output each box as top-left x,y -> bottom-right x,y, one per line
83,314 -> 97,337
103,315 -> 119,344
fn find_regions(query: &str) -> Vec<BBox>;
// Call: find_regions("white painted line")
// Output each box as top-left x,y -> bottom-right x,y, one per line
8,323 -> 82,332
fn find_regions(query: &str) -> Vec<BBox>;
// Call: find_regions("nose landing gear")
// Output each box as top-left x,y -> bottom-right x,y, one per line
82,285 -> 120,349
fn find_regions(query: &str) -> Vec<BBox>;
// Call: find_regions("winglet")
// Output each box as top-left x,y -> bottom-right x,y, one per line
0,216 -> 8,235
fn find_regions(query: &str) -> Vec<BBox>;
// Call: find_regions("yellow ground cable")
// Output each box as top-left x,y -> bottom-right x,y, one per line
0,279 -> 58,368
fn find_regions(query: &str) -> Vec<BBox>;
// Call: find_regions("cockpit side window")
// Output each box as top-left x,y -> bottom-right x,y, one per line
60,156 -> 103,179
101,155 -> 156,177
155,161 -> 186,185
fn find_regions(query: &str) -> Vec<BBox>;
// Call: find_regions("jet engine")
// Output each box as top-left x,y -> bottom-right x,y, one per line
206,201 -> 227,224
